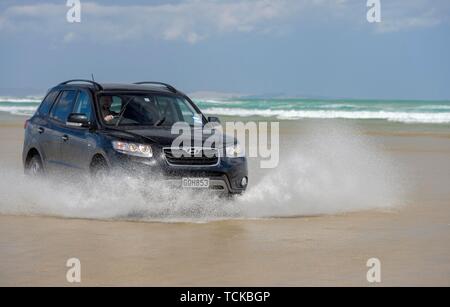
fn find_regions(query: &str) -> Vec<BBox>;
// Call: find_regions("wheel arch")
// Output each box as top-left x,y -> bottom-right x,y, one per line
89,153 -> 109,171
24,147 -> 42,167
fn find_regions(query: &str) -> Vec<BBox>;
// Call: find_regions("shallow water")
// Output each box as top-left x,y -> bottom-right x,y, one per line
0,123 -> 407,222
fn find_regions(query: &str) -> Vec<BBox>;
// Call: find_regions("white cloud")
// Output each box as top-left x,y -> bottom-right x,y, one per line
0,0 -> 448,44
0,0 -> 302,43
373,1 -> 449,33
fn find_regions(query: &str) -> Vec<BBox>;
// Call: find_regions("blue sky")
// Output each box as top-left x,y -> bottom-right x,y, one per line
0,0 -> 449,99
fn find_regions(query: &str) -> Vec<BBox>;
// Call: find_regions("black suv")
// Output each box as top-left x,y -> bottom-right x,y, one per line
23,80 -> 248,194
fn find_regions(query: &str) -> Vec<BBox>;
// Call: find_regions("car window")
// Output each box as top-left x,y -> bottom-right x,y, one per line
73,91 -> 93,120
177,97 -> 202,125
99,94 -> 204,127
50,90 -> 77,123
154,96 -> 177,125
37,90 -> 59,116
111,96 -> 122,113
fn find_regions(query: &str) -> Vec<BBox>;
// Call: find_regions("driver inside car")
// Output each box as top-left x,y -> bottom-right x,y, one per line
100,96 -> 117,122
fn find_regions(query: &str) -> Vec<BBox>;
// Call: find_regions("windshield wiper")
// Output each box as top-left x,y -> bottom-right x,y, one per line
115,97 -> 135,127
154,117 -> 166,127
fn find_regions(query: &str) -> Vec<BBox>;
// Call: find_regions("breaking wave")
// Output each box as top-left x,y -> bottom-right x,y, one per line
1,96 -> 450,124
202,107 -> 450,124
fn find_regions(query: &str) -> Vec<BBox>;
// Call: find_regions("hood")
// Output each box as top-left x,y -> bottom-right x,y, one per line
104,127 -> 236,148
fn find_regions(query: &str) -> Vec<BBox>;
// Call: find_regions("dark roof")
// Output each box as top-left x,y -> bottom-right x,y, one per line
101,83 -> 177,93
56,81 -> 181,95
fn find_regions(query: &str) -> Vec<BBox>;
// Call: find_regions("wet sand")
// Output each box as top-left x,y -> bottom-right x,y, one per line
0,113 -> 449,286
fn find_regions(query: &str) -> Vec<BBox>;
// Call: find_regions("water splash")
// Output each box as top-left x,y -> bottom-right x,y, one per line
0,123 -> 407,222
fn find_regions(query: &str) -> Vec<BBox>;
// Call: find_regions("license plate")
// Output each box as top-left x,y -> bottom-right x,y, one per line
182,177 -> 210,188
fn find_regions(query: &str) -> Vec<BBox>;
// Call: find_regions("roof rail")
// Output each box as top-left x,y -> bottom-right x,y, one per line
59,79 -> 103,90
133,82 -> 177,93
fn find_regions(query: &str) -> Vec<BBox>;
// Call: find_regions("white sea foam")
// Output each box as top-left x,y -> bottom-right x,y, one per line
317,104 -> 363,109
0,96 -> 42,103
415,105 -> 450,110
1,96 -> 449,124
202,108 -> 450,124
0,106 -> 37,116
194,99 -> 244,105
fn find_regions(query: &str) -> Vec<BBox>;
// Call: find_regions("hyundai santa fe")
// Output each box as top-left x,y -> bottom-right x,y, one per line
22,80 -> 248,194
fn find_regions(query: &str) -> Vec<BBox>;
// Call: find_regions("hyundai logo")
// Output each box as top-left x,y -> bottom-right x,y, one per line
182,147 -> 202,155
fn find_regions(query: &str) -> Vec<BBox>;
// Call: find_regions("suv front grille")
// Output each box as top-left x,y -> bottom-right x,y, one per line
163,148 -> 219,166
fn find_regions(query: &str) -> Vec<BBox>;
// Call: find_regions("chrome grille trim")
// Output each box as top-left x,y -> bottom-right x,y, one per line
162,147 -> 220,167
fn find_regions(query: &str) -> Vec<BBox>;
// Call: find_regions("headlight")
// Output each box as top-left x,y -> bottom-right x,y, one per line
225,144 -> 244,158
112,141 -> 153,158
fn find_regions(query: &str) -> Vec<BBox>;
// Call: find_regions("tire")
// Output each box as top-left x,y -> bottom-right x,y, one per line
25,155 -> 44,177
90,158 -> 109,180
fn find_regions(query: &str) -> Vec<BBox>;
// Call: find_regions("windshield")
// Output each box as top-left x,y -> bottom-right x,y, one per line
97,93 -> 204,127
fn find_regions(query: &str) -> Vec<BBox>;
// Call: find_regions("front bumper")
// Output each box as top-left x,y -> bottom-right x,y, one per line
165,176 -> 236,194
104,147 -> 248,194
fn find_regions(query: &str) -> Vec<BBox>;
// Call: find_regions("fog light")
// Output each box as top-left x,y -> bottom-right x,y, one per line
241,176 -> 248,187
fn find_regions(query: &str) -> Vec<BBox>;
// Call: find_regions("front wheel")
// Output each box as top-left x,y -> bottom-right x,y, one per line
25,155 -> 44,177
90,158 -> 109,181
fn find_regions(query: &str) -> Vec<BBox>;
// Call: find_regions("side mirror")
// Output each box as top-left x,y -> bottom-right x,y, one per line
67,113 -> 91,128
208,116 -> 221,124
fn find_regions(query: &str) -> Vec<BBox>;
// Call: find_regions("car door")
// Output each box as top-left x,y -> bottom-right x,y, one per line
59,90 -> 95,171
47,90 -> 78,170
30,90 -> 60,169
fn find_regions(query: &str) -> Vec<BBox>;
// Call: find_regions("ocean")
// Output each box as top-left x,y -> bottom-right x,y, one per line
1,96 -> 450,124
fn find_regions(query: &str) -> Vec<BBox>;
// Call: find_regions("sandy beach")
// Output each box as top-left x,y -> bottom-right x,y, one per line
0,113 -> 449,286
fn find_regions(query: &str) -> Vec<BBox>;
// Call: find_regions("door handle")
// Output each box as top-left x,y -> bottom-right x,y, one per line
37,127 -> 44,134
62,135 -> 69,142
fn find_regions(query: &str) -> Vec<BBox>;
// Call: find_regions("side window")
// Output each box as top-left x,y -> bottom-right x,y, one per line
154,96 -> 179,125
177,98 -> 202,125
50,90 -> 77,123
37,90 -> 59,116
179,101 -> 194,117
73,91 -> 93,120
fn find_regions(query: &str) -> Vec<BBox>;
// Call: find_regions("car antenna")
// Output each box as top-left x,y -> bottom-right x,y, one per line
91,73 -> 95,82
